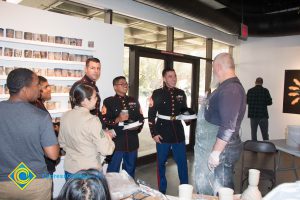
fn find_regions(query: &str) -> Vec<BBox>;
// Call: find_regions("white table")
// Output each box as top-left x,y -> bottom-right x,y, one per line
269,139 -> 300,180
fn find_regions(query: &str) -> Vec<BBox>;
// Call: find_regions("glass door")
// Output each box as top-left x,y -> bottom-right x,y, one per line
173,62 -> 193,144
127,45 -> 201,157
138,57 -> 164,157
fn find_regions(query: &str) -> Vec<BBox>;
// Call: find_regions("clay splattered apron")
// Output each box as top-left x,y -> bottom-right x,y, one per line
194,103 -> 242,195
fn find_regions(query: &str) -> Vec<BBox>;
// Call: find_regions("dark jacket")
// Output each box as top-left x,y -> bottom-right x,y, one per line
148,86 -> 189,143
247,85 -> 272,118
70,75 -> 102,121
102,94 -> 144,152
32,98 -> 57,174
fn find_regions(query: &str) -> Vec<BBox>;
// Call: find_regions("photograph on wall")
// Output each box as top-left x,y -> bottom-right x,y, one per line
283,70 -> 300,114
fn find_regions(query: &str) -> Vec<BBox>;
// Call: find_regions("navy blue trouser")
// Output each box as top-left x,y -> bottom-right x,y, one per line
156,142 -> 188,193
107,150 -> 137,178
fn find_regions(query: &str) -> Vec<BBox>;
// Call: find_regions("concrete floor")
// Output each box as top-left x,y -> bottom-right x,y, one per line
135,150 -> 300,197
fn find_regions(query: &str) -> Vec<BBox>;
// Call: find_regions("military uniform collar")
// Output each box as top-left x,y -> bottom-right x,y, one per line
83,75 -> 96,85
163,85 -> 175,91
115,94 -> 127,99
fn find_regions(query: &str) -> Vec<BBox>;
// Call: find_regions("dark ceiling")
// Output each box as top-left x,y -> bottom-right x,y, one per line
134,0 -> 300,37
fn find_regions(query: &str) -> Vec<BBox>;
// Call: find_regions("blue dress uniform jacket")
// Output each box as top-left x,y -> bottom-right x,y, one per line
148,86 -> 188,143
102,94 -> 144,152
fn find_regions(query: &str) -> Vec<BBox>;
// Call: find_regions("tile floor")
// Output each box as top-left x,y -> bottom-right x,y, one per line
135,150 -> 300,197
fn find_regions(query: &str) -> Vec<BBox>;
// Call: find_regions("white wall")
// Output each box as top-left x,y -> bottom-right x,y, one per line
0,1 -> 124,197
235,36 -> 300,141
0,1 -> 124,101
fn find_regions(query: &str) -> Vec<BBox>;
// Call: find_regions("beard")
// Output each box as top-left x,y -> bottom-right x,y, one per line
210,74 -> 220,90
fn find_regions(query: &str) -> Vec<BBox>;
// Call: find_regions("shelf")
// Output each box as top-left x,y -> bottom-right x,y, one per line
0,56 -> 85,65
0,75 -> 80,81
0,37 -> 95,51
46,76 -> 80,81
51,93 -> 69,97
0,93 -> 69,99
49,109 -> 70,114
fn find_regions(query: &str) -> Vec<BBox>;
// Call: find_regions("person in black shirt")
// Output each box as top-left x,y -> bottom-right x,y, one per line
70,57 -> 102,120
32,76 -> 58,175
148,68 -> 190,194
102,76 -> 144,178
247,77 -> 272,140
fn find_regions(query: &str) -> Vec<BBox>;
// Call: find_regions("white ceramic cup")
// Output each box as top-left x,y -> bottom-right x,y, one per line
218,187 -> 234,200
249,169 -> 260,186
178,184 -> 193,200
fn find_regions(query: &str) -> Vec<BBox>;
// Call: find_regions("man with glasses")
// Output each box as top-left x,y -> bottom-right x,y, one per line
102,76 -> 144,178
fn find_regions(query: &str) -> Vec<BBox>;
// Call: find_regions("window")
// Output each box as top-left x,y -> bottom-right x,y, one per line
174,30 -> 206,57
113,13 -> 167,51
212,41 -> 230,59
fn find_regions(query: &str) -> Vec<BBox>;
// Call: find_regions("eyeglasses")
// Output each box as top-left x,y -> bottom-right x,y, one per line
115,83 -> 128,87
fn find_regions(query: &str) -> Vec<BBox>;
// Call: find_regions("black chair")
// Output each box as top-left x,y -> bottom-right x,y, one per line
240,140 -> 277,193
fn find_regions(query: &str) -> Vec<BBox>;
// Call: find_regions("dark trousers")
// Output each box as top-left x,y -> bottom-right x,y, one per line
250,118 -> 269,141
156,142 -> 188,194
107,150 -> 137,178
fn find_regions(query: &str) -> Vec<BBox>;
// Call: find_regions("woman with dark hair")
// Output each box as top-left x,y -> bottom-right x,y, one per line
58,83 -> 115,180
56,169 -> 111,200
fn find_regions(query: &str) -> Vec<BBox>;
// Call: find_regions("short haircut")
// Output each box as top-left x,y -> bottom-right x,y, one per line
113,76 -> 126,85
214,53 -> 235,69
86,57 -> 100,67
7,68 -> 34,95
162,68 -> 175,77
56,169 -> 111,200
255,77 -> 263,85
38,75 -> 48,84
71,83 -> 95,106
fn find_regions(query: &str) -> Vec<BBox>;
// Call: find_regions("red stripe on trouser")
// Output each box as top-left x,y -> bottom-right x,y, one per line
156,154 -> 160,188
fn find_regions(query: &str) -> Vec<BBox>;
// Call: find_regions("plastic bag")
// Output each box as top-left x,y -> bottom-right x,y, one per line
106,170 -> 140,200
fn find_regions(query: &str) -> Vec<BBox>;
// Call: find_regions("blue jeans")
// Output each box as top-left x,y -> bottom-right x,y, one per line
156,142 -> 188,194
250,118 -> 269,140
107,150 -> 137,178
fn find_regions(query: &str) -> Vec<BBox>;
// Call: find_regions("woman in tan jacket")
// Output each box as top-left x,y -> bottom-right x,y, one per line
59,83 -> 115,180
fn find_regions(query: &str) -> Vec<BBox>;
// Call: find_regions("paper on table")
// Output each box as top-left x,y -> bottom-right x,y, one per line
123,121 -> 142,130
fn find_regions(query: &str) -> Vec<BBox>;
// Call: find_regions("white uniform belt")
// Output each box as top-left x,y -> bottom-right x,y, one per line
157,114 -> 181,120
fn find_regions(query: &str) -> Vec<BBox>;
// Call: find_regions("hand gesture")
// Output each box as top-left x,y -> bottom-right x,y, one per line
153,135 -> 163,143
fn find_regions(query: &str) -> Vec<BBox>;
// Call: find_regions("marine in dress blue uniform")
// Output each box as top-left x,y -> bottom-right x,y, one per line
148,68 -> 190,194
102,76 -> 144,178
